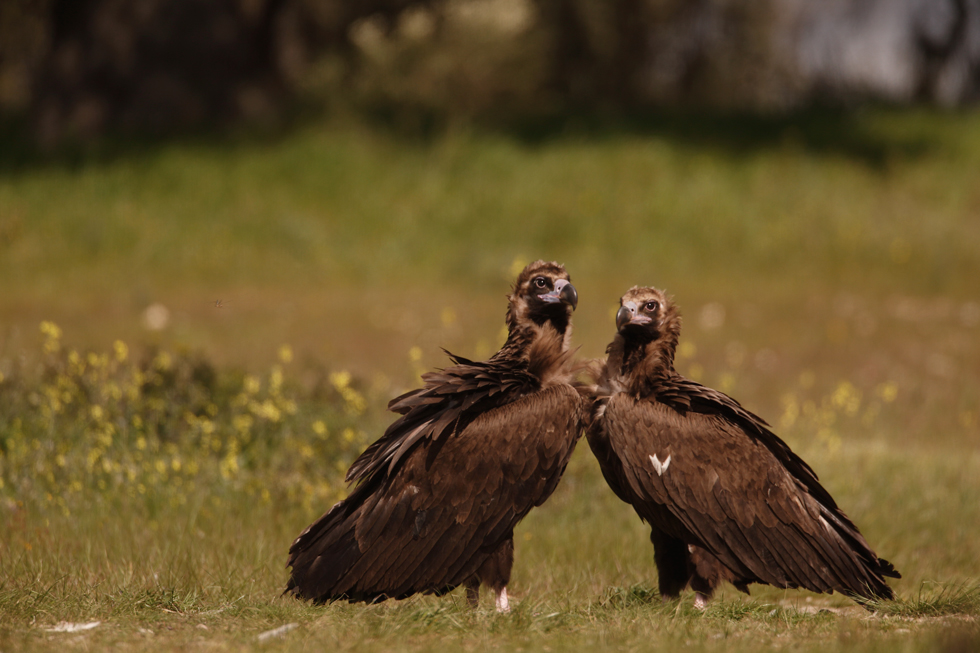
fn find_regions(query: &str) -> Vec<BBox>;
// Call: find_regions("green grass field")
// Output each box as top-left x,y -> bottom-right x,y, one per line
2,109 -> 979,651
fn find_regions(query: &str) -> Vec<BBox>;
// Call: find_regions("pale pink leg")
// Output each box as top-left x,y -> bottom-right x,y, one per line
694,592 -> 709,610
494,587 -> 511,613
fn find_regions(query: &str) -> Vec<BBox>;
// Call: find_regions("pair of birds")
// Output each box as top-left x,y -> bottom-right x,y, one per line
285,261 -> 899,612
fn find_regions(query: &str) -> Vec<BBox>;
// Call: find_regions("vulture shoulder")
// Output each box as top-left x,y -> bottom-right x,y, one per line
346,352 -> 540,484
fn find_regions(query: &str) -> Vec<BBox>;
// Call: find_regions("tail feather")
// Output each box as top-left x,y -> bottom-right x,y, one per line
285,481 -> 379,602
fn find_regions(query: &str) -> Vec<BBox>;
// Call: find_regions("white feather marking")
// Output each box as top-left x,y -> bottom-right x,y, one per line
408,485 -> 420,495
649,453 -> 671,476
595,402 -> 607,419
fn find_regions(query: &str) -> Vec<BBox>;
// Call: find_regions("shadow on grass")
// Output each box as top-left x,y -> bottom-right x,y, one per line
502,107 -> 940,167
0,103 -> 947,177
0,109 -> 308,178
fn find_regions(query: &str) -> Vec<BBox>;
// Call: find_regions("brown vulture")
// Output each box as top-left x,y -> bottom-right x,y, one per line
285,261 -> 586,611
588,286 -> 899,608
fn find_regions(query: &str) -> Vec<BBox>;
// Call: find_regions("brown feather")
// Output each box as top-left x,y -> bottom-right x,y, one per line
588,286 -> 899,604
286,261 -> 586,606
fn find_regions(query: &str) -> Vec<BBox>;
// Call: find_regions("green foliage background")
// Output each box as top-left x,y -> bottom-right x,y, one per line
1,109 -> 979,650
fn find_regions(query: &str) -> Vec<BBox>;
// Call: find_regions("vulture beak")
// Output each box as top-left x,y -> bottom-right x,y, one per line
541,279 -> 578,310
616,302 -> 651,331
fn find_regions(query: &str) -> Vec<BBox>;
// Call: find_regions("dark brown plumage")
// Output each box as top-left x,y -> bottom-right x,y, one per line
588,286 -> 899,607
286,261 -> 586,611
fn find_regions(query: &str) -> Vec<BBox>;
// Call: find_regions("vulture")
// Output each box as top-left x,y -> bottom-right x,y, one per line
588,286 -> 899,608
286,261 -> 586,612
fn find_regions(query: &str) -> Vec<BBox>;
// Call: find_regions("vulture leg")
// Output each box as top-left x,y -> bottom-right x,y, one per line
468,536 -> 514,612
649,528 -> 690,600
465,577 -> 480,608
495,587 -> 511,613
688,544 -> 746,608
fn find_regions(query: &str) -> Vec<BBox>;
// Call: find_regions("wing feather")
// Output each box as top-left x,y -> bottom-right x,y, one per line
589,391 -> 896,599
346,353 -> 538,484
287,383 -> 585,603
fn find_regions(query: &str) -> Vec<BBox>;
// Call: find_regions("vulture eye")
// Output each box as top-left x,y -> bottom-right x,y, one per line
644,301 -> 659,312
533,277 -> 549,289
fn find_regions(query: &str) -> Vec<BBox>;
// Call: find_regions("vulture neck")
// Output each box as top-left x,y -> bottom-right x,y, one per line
608,332 -> 677,396
494,320 -> 572,383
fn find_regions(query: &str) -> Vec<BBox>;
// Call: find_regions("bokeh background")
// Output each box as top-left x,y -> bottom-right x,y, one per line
1,1 -> 979,650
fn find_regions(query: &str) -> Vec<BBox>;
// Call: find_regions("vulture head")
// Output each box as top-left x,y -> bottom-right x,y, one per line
611,286 -> 681,378
505,260 -> 578,332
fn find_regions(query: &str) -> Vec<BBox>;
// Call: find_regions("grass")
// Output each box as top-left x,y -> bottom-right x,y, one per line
1,107 -> 979,650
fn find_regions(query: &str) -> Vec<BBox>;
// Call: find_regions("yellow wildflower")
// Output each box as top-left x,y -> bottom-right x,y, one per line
220,453 -> 239,479
270,366 -> 283,395
40,321 -> 62,339
244,374 -> 261,395
875,381 -> 898,403
831,381 -> 861,416
40,320 -> 61,353
330,370 -> 352,389
780,393 -> 799,430
233,414 -> 253,434
153,351 -> 172,371
114,340 -> 129,362
342,387 -> 366,416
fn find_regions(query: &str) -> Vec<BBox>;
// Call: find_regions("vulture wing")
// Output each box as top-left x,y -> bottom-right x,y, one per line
345,352 -> 537,485
286,383 -> 585,603
593,390 -> 897,600
654,373 -> 845,518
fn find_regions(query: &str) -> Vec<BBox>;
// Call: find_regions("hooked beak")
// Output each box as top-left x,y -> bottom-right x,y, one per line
541,279 -> 578,310
616,301 -> 651,331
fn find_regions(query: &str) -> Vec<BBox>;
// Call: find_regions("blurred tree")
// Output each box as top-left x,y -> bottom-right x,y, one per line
33,0 -> 290,145
2,0 -> 978,144
24,0 -> 432,145
0,0 -> 50,114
